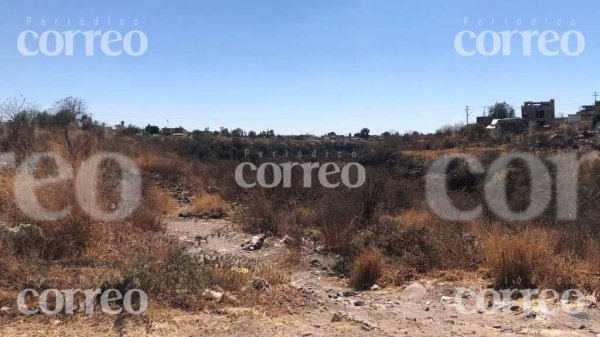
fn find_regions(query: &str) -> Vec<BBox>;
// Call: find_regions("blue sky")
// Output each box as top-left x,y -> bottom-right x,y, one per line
0,0 -> 598,135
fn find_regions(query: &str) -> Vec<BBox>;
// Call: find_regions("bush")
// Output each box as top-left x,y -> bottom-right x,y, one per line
349,249 -> 385,290
483,227 -> 577,291
190,193 -> 227,218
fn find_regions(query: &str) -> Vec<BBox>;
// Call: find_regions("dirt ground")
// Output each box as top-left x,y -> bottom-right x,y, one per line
1,216 -> 599,336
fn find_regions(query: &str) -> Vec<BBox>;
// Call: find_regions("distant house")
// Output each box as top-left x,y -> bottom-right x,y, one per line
486,118 -> 527,135
576,101 -> 599,120
161,127 -> 188,137
476,116 -> 493,126
521,99 -> 555,126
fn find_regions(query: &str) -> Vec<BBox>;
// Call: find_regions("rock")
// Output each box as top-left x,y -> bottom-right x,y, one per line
441,296 -> 454,304
279,235 -> 293,245
370,284 -> 380,291
586,295 -> 597,308
331,312 -> 348,322
241,234 -> 266,251
424,306 -> 430,311
202,289 -> 223,301
400,283 -> 427,301
342,291 -> 357,297
250,278 -> 270,291
354,300 -> 365,306
309,259 -> 322,268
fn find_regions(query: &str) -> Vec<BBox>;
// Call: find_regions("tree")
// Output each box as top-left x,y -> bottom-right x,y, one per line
0,96 -> 39,132
231,128 -> 245,137
248,130 -> 257,138
52,97 -> 87,128
124,124 -> 141,135
51,97 -> 89,157
144,124 -> 160,135
359,128 -> 370,139
487,101 -> 515,119
0,96 -> 39,150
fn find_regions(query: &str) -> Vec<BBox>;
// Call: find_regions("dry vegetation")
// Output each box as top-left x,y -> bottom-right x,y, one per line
1,109 -> 599,332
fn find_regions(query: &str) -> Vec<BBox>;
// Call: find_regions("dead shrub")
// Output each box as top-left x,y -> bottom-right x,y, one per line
190,193 -> 227,218
482,227 -> 577,291
130,186 -> 171,232
317,193 -> 360,256
349,249 -> 385,290
137,153 -> 190,179
237,189 -> 275,233
37,213 -> 92,260
133,245 -> 250,310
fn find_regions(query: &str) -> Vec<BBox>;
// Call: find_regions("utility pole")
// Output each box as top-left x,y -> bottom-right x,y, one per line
465,106 -> 471,125
594,91 -> 598,103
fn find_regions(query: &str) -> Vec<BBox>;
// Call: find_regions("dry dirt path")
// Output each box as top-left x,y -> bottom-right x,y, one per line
166,216 -> 600,337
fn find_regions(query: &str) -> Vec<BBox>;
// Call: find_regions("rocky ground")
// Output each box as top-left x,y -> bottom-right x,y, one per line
165,216 -> 600,337
1,213 -> 598,336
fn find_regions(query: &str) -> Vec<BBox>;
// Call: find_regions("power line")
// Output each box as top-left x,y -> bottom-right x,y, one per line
465,106 -> 470,125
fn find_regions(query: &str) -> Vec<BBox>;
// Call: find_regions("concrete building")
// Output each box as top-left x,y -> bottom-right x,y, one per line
577,101 -> 599,120
521,99 -> 555,126
161,127 -> 188,137
476,116 -> 493,126
486,118 -> 527,135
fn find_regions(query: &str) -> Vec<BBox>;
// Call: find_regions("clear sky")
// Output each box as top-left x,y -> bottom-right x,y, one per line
0,0 -> 598,135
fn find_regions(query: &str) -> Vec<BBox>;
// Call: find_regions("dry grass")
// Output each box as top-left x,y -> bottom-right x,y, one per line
190,193 -> 227,218
137,153 -> 191,179
378,209 -> 432,230
349,249 -> 385,290
481,227 -> 578,291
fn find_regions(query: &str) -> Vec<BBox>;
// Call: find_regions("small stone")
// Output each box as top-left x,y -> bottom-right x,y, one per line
400,283 -> 427,301
441,296 -> 454,304
251,278 -> 270,291
424,306 -> 430,311
354,300 -> 366,306
370,284 -> 380,291
202,289 -> 223,301
331,312 -> 348,322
